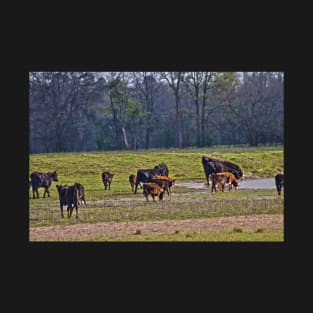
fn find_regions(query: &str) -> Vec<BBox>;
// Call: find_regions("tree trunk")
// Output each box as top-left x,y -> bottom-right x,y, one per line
195,96 -> 200,147
121,126 -> 130,149
176,95 -> 182,148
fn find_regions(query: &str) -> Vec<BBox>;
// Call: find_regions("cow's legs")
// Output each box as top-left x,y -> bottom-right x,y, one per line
43,188 -> 50,198
67,205 -> 72,218
60,204 -> 64,218
144,192 -> 149,201
74,205 -> 79,219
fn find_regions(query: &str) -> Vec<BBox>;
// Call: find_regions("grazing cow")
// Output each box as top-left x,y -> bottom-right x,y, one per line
142,183 -> 164,202
73,182 -> 86,205
30,171 -> 58,198
275,173 -> 284,195
102,172 -> 114,190
211,173 -> 227,193
202,156 -> 243,186
216,172 -> 239,191
129,174 -> 137,192
56,184 -> 80,219
153,175 -> 176,195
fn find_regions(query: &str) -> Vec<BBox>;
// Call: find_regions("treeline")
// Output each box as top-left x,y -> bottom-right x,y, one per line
29,71 -> 284,153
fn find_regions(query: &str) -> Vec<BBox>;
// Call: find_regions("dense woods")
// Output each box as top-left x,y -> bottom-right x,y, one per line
29,71 -> 283,153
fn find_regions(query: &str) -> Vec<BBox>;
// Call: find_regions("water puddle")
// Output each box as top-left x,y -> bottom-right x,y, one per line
176,178 -> 276,190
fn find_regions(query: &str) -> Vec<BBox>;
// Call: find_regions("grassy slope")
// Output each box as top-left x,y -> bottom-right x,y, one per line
29,146 -> 284,194
29,147 -> 284,241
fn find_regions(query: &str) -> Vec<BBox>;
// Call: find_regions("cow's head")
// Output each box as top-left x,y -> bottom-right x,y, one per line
233,179 -> 239,190
52,171 -> 58,181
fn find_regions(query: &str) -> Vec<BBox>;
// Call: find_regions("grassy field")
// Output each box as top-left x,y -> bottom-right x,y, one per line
29,146 -> 284,241
81,230 -> 284,242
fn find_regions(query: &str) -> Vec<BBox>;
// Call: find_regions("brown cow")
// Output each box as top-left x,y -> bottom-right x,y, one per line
211,173 -> 227,193
153,175 -> 176,195
102,172 -> 114,190
215,172 -> 239,191
129,174 -> 137,192
142,183 -> 164,202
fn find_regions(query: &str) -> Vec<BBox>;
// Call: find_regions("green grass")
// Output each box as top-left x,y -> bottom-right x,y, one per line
29,147 -> 284,233
70,229 -> 284,242
29,146 -> 283,195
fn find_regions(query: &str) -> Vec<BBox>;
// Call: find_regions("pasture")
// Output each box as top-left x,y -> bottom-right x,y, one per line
29,146 -> 284,241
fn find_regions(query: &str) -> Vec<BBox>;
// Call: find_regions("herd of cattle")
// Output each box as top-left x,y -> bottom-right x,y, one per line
29,156 -> 284,219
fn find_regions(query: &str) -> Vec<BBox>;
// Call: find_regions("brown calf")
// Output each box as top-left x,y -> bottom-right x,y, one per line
142,183 -> 164,202
153,175 -> 176,195
129,174 -> 137,192
211,173 -> 227,193
216,172 -> 239,191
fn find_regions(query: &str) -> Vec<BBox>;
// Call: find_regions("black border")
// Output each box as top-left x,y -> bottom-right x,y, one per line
9,41 -> 298,283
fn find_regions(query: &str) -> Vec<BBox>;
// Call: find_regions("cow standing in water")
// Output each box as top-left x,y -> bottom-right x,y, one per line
30,171 -> 58,198
102,172 -> 114,190
275,173 -> 284,195
201,156 -> 243,186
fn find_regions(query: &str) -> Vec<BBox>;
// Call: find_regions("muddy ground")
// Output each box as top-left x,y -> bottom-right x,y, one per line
29,214 -> 283,241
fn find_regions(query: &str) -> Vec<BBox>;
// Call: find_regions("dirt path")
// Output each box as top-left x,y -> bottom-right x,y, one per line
29,214 -> 283,241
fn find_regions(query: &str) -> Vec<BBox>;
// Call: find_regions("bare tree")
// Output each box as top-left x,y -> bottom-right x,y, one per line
160,72 -> 185,148
183,72 -> 216,147
131,72 -> 160,149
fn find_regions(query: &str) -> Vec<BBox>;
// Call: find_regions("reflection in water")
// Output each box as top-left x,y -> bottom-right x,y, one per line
177,178 -> 276,190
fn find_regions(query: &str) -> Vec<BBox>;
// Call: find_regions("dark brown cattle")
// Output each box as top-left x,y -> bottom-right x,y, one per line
142,183 -> 164,202
129,174 -> 137,192
56,184 -> 80,219
275,173 -> 284,195
73,182 -> 86,205
102,172 -> 114,190
30,171 -> 58,198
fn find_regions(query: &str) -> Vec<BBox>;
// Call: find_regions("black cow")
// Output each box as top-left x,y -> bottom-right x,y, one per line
56,184 -> 80,219
74,182 -> 86,205
30,171 -> 58,198
134,169 -> 155,194
275,173 -> 284,196
134,163 -> 169,194
153,163 -> 169,177
202,156 -> 243,186
102,172 -> 114,190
